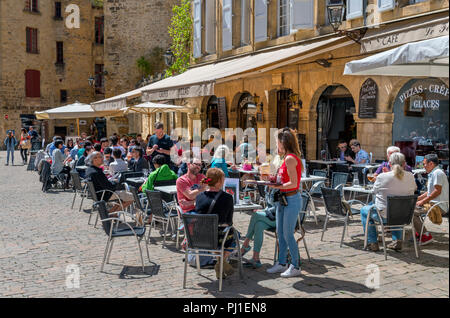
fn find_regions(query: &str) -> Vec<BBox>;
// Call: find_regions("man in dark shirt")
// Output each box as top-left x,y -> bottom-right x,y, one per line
128,146 -> 149,172
147,122 -> 175,171
86,151 -> 133,213
334,140 -> 355,163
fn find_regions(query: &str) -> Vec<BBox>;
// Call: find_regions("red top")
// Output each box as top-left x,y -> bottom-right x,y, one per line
277,154 -> 302,193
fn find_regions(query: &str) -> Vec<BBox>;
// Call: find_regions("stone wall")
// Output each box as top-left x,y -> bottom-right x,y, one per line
0,0 -> 104,143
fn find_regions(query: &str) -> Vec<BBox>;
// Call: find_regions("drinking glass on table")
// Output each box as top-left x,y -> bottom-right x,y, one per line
366,173 -> 375,187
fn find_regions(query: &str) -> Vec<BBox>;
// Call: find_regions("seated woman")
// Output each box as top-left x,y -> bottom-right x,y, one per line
86,151 -> 134,214
195,168 -> 235,279
51,139 -> 71,188
240,186 -> 277,269
360,152 -> 416,252
140,154 -> 178,192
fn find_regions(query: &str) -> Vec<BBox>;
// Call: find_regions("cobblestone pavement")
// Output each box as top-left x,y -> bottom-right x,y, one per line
0,152 -> 448,298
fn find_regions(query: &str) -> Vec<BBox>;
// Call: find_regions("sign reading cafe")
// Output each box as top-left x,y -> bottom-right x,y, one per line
398,83 -> 449,111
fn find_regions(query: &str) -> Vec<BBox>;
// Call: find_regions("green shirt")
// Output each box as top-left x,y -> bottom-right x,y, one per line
141,164 -> 178,192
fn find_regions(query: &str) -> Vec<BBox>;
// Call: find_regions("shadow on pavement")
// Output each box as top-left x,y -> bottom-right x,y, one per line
293,276 -> 375,294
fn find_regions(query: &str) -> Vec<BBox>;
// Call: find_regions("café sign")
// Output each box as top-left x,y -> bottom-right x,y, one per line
398,83 -> 449,111
362,17 -> 449,53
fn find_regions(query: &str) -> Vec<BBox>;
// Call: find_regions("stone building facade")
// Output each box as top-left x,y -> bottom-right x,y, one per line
103,0 -> 179,136
142,0 -> 449,162
0,0 -> 105,144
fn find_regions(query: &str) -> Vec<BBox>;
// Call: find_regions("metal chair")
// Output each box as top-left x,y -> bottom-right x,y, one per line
266,192 -> 312,263
417,200 -> 448,247
70,171 -> 88,211
181,213 -> 243,292
95,201 -> 150,272
86,181 -> 125,228
154,179 -> 177,205
364,195 -> 419,260
321,187 -> 362,247
144,190 -> 178,247
118,171 -> 144,185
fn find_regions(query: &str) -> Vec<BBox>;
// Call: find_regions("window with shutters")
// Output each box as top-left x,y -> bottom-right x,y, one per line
378,0 -> 395,12
278,0 -> 290,37
26,27 -> 38,54
240,0 -> 250,46
54,2 -> 62,19
346,0 -> 363,20
56,42 -> 64,65
25,70 -> 40,98
95,17 -> 104,44
193,0 -> 202,58
205,0 -> 216,54
255,0 -> 268,42
95,64 -> 105,95
24,0 -> 39,13
222,0 -> 233,51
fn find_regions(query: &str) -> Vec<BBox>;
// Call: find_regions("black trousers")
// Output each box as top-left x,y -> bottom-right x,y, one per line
20,148 -> 28,163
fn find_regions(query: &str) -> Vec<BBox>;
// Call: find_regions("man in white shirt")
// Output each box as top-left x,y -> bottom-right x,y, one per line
108,148 -> 128,181
414,154 -> 449,245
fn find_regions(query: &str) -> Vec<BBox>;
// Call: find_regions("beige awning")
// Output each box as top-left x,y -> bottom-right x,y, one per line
92,36 -> 351,111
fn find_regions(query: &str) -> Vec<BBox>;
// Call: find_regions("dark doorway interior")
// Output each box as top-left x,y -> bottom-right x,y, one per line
316,86 -> 356,159
277,89 -> 299,130
54,126 -> 67,140
207,96 -> 219,129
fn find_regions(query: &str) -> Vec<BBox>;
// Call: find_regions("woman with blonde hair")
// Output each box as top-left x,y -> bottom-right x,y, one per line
360,152 -> 416,252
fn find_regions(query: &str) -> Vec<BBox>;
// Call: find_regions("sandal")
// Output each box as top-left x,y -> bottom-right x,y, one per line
243,259 -> 262,269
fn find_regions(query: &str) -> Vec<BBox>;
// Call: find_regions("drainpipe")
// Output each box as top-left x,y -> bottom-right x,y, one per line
363,0 -> 367,26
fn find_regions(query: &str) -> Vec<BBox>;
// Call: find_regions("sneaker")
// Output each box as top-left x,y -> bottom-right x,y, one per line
387,240 -> 402,251
266,262 -> 287,274
243,259 -> 262,269
280,264 -> 302,278
418,233 -> 433,245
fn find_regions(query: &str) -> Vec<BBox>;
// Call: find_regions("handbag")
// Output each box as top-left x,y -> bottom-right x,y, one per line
424,203 -> 443,225
21,138 -> 31,149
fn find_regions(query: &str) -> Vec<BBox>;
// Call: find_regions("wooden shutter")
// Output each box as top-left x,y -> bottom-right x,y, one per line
347,0 -> 363,20
25,70 -> 40,98
254,0 -> 268,43
222,0 -> 232,51
205,0 -> 216,54
193,0 -> 202,58
290,0 -> 314,32
241,0 -> 250,45
56,42 -> 64,63
378,0 -> 395,12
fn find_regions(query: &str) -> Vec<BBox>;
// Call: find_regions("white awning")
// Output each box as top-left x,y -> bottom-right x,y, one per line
92,36 -> 349,111
35,101 -> 122,119
343,36 -> 449,77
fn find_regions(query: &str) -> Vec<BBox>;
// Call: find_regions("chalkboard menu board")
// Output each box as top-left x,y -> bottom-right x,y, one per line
358,78 -> 378,119
288,108 -> 299,130
217,97 -> 228,129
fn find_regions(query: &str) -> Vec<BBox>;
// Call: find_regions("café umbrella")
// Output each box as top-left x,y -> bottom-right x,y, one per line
120,102 -> 190,133
343,36 -> 449,78
35,101 -> 122,136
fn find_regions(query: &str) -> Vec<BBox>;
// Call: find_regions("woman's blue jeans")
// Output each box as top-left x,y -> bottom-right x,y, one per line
360,204 -> 402,244
6,149 -> 14,164
245,211 -> 276,253
276,192 -> 302,268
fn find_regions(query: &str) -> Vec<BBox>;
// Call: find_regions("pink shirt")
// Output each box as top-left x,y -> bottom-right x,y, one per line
176,173 -> 205,213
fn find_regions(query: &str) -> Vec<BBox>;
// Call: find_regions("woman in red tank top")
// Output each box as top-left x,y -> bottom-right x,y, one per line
265,128 -> 304,278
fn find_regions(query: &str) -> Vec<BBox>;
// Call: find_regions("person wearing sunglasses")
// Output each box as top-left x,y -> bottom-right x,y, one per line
176,157 -> 207,213
334,140 -> 354,163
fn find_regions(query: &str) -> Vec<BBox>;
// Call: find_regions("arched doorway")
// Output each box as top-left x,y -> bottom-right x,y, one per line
237,93 -> 257,131
316,85 -> 356,159
206,96 -> 219,129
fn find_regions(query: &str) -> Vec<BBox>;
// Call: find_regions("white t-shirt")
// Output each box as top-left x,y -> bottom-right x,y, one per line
373,170 -> 417,218
427,167 -> 449,212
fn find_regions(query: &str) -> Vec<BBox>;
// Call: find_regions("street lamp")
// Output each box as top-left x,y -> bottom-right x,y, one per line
88,76 -> 95,87
327,2 -> 367,44
289,92 -> 302,109
253,93 -> 264,111
164,48 -> 175,67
